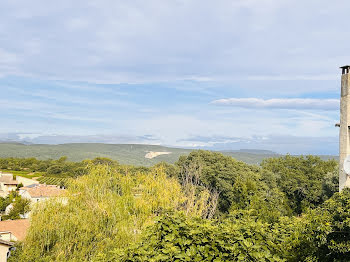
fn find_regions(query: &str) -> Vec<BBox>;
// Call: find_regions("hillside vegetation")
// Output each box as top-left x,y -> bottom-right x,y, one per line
9,150 -> 350,261
0,143 -> 336,166
0,143 -> 190,166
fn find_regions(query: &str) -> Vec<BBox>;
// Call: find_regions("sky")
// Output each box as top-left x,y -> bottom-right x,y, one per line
0,0 -> 348,154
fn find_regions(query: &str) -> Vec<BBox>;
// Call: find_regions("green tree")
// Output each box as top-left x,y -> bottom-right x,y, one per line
176,150 -> 290,219
14,165 -> 211,262
0,197 -> 11,211
261,155 -> 338,214
151,161 -> 179,178
90,157 -> 117,166
176,151 -> 262,213
314,188 -> 350,260
2,197 -> 31,220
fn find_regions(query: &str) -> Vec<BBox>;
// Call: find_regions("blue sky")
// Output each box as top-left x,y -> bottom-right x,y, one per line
0,0 -> 347,154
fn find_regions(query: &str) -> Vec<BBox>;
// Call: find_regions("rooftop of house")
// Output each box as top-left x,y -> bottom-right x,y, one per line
0,219 -> 30,241
24,184 -> 38,188
20,184 -> 66,198
0,174 -> 18,186
0,239 -> 14,246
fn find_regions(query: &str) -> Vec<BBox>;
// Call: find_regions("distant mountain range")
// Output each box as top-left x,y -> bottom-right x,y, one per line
0,143 -> 337,166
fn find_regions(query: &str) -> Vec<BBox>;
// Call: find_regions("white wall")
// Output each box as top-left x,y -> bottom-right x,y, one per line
0,243 -> 10,262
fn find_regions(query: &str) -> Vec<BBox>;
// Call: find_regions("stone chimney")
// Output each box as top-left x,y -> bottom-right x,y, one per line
339,65 -> 350,191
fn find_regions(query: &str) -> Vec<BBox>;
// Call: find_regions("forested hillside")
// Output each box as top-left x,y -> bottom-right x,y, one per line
9,150 -> 349,261
0,143 -> 190,166
0,143 -> 336,166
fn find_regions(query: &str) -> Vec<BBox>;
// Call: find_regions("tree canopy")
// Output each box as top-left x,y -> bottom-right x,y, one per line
8,151 -> 343,262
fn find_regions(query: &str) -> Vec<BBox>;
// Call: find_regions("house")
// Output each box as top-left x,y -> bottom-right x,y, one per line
0,174 -> 18,198
0,219 -> 30,262
0,240 -> 14,262
0,219 -> 29,242
19,184 -> 66,203
16,176 -> 39,187
0,172 -> 39,198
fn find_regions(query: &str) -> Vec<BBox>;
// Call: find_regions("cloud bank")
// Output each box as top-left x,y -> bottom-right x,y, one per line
178,135 -> 338,155
0,0 -> 349,82
0,0 -> 345,154
211,98 -> 339,110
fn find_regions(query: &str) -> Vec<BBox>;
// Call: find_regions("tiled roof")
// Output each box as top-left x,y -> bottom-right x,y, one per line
21,184 -> 65,198
0,175 -> 18,185
25,184 -> 38,188
0,219 -> 30,241
0,239 -> 14,246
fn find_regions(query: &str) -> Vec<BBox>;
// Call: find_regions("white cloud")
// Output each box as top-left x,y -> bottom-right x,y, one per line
0,0 -> 345,155
0,0 -> 348,83
178,134 -> 338,155
211,98 -> 339,110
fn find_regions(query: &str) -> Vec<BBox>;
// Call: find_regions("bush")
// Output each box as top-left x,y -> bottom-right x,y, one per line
116,212 -> 284,261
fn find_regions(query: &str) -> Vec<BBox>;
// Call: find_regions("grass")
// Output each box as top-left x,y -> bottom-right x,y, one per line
0,169 -> 43,178
1,169 -> 70,186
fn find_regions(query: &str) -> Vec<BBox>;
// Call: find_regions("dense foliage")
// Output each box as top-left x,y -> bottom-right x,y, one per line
0,191 -> 16,212
2,196 -> 31,220
261,155 -> 338,214
8,151 -> 344,261
36,177 -> 69,187
116,212 -> 284,261
0,156 -> 91,178
0,142 -> 282,166
176,151 -> 262,213
12,164 -> 213,261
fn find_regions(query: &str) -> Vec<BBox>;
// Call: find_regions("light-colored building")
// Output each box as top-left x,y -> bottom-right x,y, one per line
0,219 -> 29,242
0,240 -> 14,262
16,176 -> 39,187
0,172 -> 39,198
19,184 -> 66,203
0,219 -> 30,262
0,174 -> 18,198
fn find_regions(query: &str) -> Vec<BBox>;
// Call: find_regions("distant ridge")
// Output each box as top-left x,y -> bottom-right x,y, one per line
222,149 -> 278,155
0,140 -> 33,145
0,142 -> 337,166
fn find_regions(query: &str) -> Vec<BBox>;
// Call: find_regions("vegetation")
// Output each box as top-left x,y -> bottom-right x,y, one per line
2,197 -> 31,220
0,190 -> 31,220
117,212 -> 284,261
0,170 -> 42,179
6,150 -> 345,261
0,142 -> 336,166
37,177 -> 70,187
0,191 -> 19,212
12,165 -> 213,261
0,156 -> 91,178
0,143 -> 192,166
261,155 -> 338,214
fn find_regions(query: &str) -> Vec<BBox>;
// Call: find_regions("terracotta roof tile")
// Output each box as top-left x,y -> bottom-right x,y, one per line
21,184 -> 65,198
0,219 -> 30,241
0,175 -> 18,185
